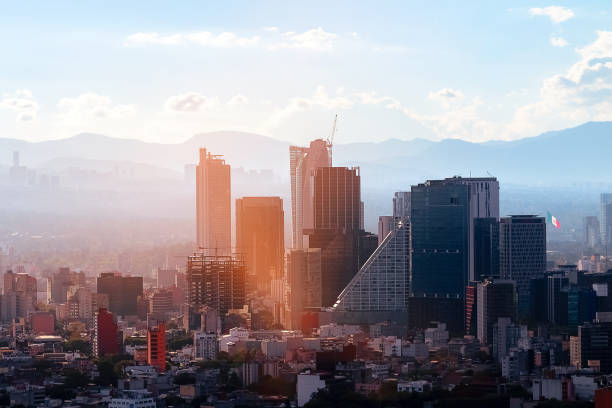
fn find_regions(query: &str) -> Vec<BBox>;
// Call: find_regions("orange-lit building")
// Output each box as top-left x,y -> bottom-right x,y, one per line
196,148 -> 231,255
236,196 -> 284,295
30,312 -> 54,335
147,322 -> 166,372
93,308 -> 119,357
290,139 -> 332,249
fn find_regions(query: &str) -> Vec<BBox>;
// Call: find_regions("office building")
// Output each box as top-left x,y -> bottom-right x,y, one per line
492,317 -> 526,361
290,139 -> 332,249
473,218 -> 500,280
235,196 -> 284,295
150,289 -> 174,320
584,216 -> 600,248
393,192 -> 411,218
568,287 -> 597,329
50,267 -> 84,304
194,331 -> 218,360
1,271 -> 37,321
578,321 -> 612,373
30,312 -> 54,335
334,218 -> 410,312
307,166 -> 362,307
186,253 -> 246,315
147,322 -> 166,372
93,308 -> 119,357
477,280 -> 517,345
547,274 -> 569,325
196,148 -> 231,254
410,179 -> 470,297
601,193 -> 612,248
465,282 -> 478,336
499,215 -> 546,316
287,248 -> 322,330
377,216 -> 395,245
97,273 -> 143,316
156,268 -> 177,289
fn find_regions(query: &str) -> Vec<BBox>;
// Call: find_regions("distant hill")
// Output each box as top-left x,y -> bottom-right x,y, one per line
1,121 -> 611,186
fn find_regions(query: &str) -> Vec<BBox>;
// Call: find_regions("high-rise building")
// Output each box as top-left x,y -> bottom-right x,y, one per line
410,179 -> 470,297
600,193 -> 612,248
499,215 -> 546,316
492,317 -> 526,362
147,322 -> 166,372
584,216 -> 600,248
196,148 -> 231,255
50,267 -> 83,304
97,273 -> 143,316
290,139 -> 332,249
236,197 -> 284,295
93,308 -> 119,357
157,268 -> 177,289
547,273 -> 569,325
186,253 -> 246,315
30,312 -> 54,335
578,321 -> 612,373
377,216 -> 395,246
194,331 -> 218,360
393,192 -> 411,218
476,280 -> 517,344
334,218 -> 410,312
473,218 -> 500,280
150,289 -> 174,320
1,271 -> 37,321
286,248 -> 322,330
307,167 -> 362,307
465,282 -> 478,336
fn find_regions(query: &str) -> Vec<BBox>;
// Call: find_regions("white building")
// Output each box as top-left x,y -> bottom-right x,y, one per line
397,380 -> 432,393
424,322 -> 449,347
194,332 -> 218,360
108,391 -> 156,408
297,372 -> 326,407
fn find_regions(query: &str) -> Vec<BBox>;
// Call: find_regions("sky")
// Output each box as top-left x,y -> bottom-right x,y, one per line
1,1 -> 612,145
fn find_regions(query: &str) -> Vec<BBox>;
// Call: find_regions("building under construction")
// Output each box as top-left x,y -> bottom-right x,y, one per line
186,253 -> 246,316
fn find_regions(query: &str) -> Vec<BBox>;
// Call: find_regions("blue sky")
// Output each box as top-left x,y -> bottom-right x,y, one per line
1,1 -> 611,144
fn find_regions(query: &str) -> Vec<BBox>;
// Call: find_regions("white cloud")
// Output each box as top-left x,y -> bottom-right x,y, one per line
0,89 -> 39,122
263,26 -> 279,32
550,36 -> 569,47
125,31 -> 260,48
529,6 -> 575,23
57,93 -> 135,122
164,92 -> 221,112
227,94 -> 249,106
428,88 -> 465,103
271,27 -> 337,52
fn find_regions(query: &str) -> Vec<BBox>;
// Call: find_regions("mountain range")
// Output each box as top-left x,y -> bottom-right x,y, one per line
1,121 -> 611,188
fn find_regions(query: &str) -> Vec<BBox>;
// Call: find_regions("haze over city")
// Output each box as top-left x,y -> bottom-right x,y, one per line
1,2 -> 612,408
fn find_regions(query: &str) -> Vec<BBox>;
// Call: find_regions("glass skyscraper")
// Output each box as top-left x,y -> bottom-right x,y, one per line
410,179 -> 470,297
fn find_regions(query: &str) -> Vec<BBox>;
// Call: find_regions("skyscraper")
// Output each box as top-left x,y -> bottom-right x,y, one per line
410,179 -> 470,297
584,216 -> 600,248
93,308 -> 119,357
196,148 -> 231,255
499,215 -> 546,316
601,193 -> 612,248
289,139 -> 332,249
476,279 -> 517,345
334,218 -> 410,312
97,273 -> 143,317
186,253 -> 246,315
235,197 -> 284,295
157,268 -> 177,289
286,248 -> 322,330
377,216 -> 395,246
473,218 -> 500,280
147,322 -> 166,372
393,192 -> 411,218
307,166 -> 362,307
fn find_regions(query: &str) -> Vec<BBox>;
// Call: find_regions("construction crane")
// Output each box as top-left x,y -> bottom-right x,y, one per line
327,113 -> 338,164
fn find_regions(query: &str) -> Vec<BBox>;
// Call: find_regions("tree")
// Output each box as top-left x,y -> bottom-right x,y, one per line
62,368 -> 89,388
65,339 -> 91,355
174,373 -> 196,385
95,358 -> 117,386
167,335 -> 193,351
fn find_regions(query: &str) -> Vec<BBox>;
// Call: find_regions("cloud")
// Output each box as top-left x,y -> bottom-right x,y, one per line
0,89 -> 39,122
164,92 -> 220,112
164,92 -> 251,113
428,88 -> 464,102
263,26 -> 279,32
550,36 -> 569,47
529,6 -> 575,23
57,93 -> 135,122
271,27 -> 337,52
125,31 -> 260,48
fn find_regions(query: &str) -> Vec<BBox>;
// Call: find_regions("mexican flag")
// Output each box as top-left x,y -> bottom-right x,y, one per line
547,211 -> 560,229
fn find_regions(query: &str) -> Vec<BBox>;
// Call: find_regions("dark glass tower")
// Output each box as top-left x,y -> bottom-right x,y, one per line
474,218 -> 500,280
307,166 -> 361,307
410,180 -> 470,297
499,215 -> 546,317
